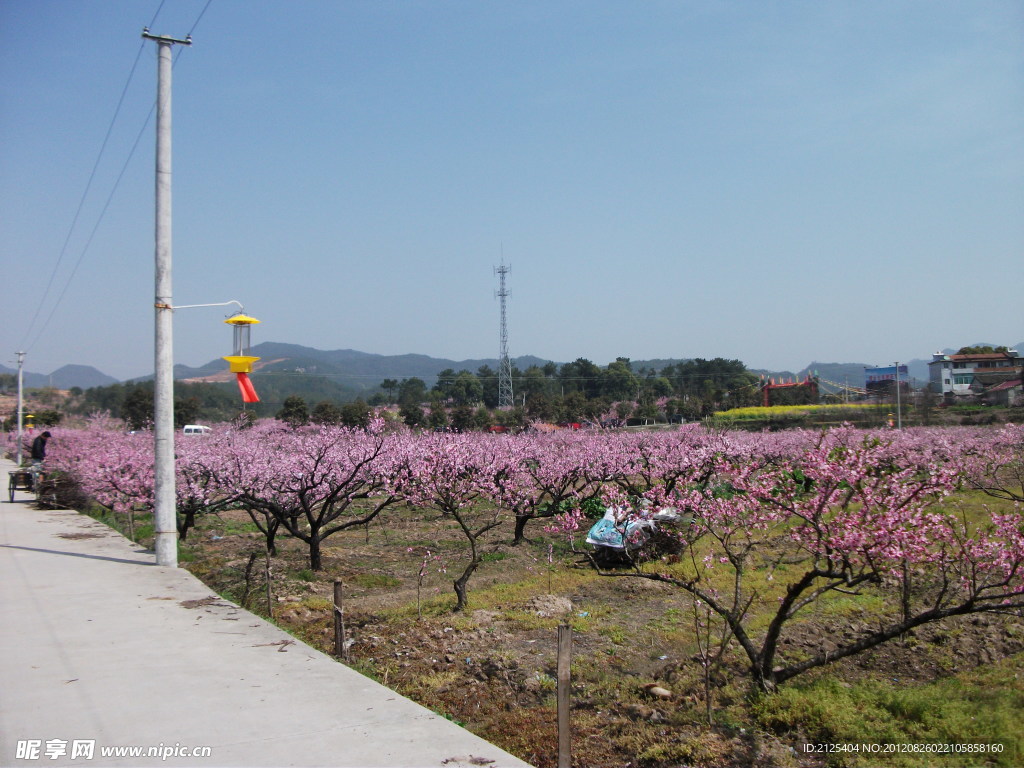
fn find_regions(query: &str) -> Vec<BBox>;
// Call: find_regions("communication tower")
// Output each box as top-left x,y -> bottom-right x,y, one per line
495,263 -> 514,408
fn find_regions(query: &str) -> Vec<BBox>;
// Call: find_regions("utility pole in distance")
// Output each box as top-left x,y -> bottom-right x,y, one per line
143,28 -> 191,567
15,351 -> 26,466
893,362 -> 903,430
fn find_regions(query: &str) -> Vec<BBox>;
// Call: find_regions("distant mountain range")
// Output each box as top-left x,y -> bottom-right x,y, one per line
0,363 -> 118,390
165,342 -> 554,386
3,342 -> 1020,392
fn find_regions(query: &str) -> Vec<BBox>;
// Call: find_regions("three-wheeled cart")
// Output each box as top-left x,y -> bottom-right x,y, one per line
8,469 -> 35,502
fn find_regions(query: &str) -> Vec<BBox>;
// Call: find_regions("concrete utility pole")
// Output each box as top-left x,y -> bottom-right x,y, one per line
15,351 -> 25,466
893,362 -> 903,430
143,28 -> 191,567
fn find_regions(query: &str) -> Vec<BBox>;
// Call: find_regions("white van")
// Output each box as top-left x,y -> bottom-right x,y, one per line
182,424 -> 212,435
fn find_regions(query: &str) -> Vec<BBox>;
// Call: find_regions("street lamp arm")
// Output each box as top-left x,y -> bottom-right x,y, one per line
166,300 -> 246,313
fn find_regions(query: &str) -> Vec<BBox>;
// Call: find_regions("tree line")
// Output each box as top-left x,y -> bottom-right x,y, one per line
370,356 -> 767,428
42,356 -> 772,432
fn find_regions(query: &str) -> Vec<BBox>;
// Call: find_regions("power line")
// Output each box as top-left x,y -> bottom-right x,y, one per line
21,0 -> 214,356
25,105 -> 156,354
186,0 -> 214,36
19,5 -> 163,350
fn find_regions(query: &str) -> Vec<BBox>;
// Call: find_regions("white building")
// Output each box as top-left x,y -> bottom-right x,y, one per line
928,349 -> 1021,398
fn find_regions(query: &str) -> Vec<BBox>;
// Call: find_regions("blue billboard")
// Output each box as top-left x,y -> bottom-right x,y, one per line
865,365 -> 909,392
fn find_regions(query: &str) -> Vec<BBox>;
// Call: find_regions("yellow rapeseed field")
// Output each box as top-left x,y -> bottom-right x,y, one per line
714,403 -> 889,420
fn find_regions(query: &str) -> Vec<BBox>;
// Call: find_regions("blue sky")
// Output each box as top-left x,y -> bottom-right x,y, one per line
2,1 -> 1021,381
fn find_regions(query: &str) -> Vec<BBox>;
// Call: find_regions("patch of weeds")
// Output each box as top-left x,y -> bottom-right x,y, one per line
817,592 -> 886,619
463,568 -> 597,614
944,491 -> 1018,524
82,505 -> 154,547
651,627 -> 693,652
404,668 -> 462,698
568,613 -> 594,632
599,624 -> 628,645
382,594 -> 457,621
470,579 -> 539,606
478,704 -> 559,763
481,551 -> 509,562
199,514 -> 261,538
545,537 -> 581,558
563,603 -> 608,631
347,657 -> 384,683
636,733 -> 730,767
285,618 -> 330,649
753,660 -> 1024,767
568,659 -> 631,700
218,587 -> 246,610
425,668 -> 463,689
933,651 -> 960,674
132,520 -> 155,546
662,605 -> 684,621
647,605 -> 685,632
532,671 -> 557,692
352,573 -> 401,589
299,596 -> 333,612
572,602 -> 613,619
503,609 -> 559,632
294,568 -> 316,582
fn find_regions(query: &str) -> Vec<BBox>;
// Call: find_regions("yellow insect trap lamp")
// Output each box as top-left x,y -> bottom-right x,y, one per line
222,313 -> 260,403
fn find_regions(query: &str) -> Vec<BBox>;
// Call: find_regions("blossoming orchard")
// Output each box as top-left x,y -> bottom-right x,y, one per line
45,418 -> 1024,693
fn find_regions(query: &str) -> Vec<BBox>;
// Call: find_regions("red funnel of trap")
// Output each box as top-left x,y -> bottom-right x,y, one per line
236,372 -> 259,403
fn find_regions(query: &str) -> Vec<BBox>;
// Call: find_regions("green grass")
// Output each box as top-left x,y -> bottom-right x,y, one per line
753,657 -> 1024,767
598,623 -> 628,644
298,595 -> 333,612
351,572 -> 401,589
83,504 -> 155,547
203,514 -> 261,536
815,592 -> 888,619
464,568 -> 597,608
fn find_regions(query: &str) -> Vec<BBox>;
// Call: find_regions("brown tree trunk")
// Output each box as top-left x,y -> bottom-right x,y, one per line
453,559 -> 480,612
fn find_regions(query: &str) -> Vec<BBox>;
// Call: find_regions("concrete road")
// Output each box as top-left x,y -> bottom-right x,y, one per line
0,457 -> 532,768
